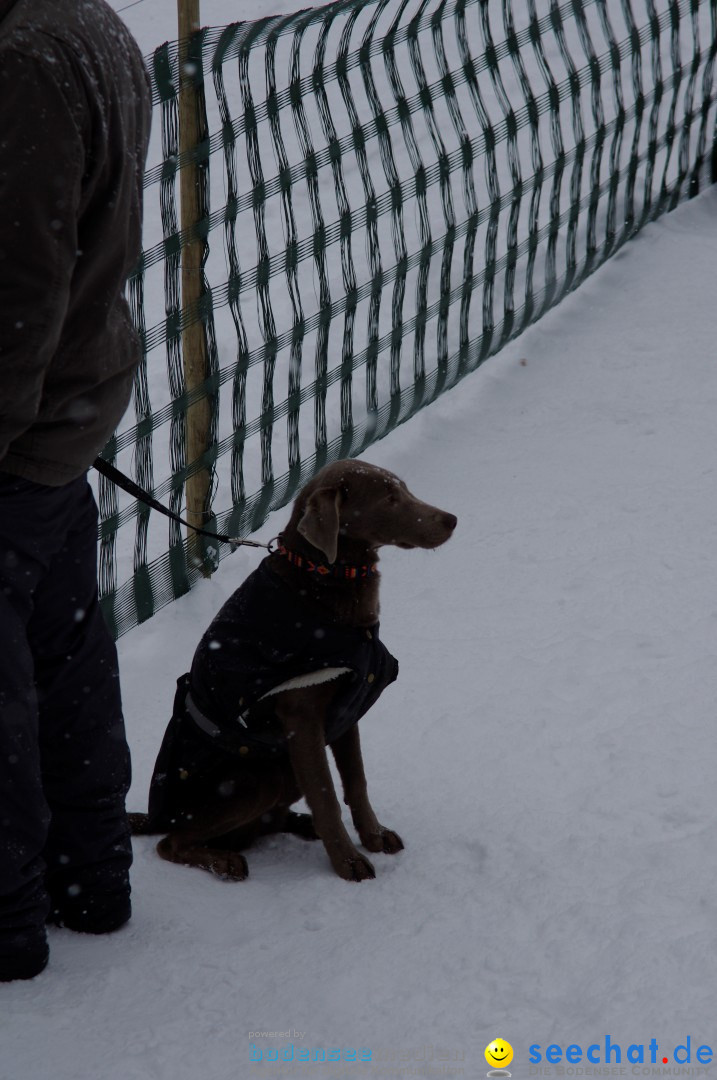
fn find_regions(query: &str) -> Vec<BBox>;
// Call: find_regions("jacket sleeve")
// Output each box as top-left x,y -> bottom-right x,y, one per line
0,48 -> 84,467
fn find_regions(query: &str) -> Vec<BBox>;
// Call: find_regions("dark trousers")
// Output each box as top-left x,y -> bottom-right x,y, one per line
0,473 -> 131,943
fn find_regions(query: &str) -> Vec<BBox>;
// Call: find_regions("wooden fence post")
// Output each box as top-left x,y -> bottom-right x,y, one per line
177,0 -> 212,573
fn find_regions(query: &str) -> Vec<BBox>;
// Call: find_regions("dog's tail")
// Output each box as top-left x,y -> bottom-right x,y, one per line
128,812 -> 161,835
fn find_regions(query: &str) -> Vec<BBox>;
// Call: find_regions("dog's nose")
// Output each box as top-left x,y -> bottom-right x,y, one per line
442,512 -> 458,532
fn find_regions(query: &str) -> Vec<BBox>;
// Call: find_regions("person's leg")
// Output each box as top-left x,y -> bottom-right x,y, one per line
0,628 -> 50,980
0,475 -> 62,979
28,478 -> 132,933
0,474 -> 132,981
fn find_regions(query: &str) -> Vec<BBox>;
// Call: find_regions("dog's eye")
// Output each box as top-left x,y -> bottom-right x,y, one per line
385,492 -> 399,506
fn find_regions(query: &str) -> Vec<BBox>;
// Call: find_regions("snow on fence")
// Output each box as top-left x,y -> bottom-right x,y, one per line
98,0 -> 717,638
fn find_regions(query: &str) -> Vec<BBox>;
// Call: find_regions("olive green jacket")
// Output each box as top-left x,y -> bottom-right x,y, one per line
0,0 -> 151,484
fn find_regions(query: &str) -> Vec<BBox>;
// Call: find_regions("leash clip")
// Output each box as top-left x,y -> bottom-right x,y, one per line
93,457 -> 277,554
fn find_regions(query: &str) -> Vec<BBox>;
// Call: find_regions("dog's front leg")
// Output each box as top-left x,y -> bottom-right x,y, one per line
274,685 -> 376,882
330,725 -> 404,855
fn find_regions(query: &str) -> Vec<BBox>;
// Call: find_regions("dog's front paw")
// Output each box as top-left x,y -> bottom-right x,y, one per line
331,847 -> 376,882
360,826 -> 404,855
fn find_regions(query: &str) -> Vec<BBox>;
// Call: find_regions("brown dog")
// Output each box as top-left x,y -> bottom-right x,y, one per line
131,460 -> 456,881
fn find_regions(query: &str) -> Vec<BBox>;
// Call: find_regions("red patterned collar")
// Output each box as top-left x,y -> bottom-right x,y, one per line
275,543 -> 378,580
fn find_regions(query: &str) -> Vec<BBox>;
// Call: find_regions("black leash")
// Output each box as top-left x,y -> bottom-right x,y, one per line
92,457 -> 274,552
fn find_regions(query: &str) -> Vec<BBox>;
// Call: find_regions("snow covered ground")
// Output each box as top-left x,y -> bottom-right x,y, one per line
2,1 -> 717,1077
3,175 -> 716,1080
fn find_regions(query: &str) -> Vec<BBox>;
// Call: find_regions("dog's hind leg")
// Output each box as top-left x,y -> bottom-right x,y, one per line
155,765 -> 291,880
257,808 -> 319,840
156,834 -> 250,880
208,808 -> 318,848
212,765 -> 319,843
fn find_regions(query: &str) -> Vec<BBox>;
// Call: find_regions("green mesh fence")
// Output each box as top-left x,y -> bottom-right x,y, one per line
98,0 -> 717,639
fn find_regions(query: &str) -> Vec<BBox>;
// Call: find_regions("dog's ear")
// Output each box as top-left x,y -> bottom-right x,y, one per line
297,487 -> 341,564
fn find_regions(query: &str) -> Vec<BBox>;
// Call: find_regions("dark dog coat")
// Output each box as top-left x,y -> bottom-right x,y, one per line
146,559 -> 398,830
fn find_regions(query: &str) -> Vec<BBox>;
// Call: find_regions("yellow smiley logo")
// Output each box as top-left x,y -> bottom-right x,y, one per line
485,1039 -> 514,1069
